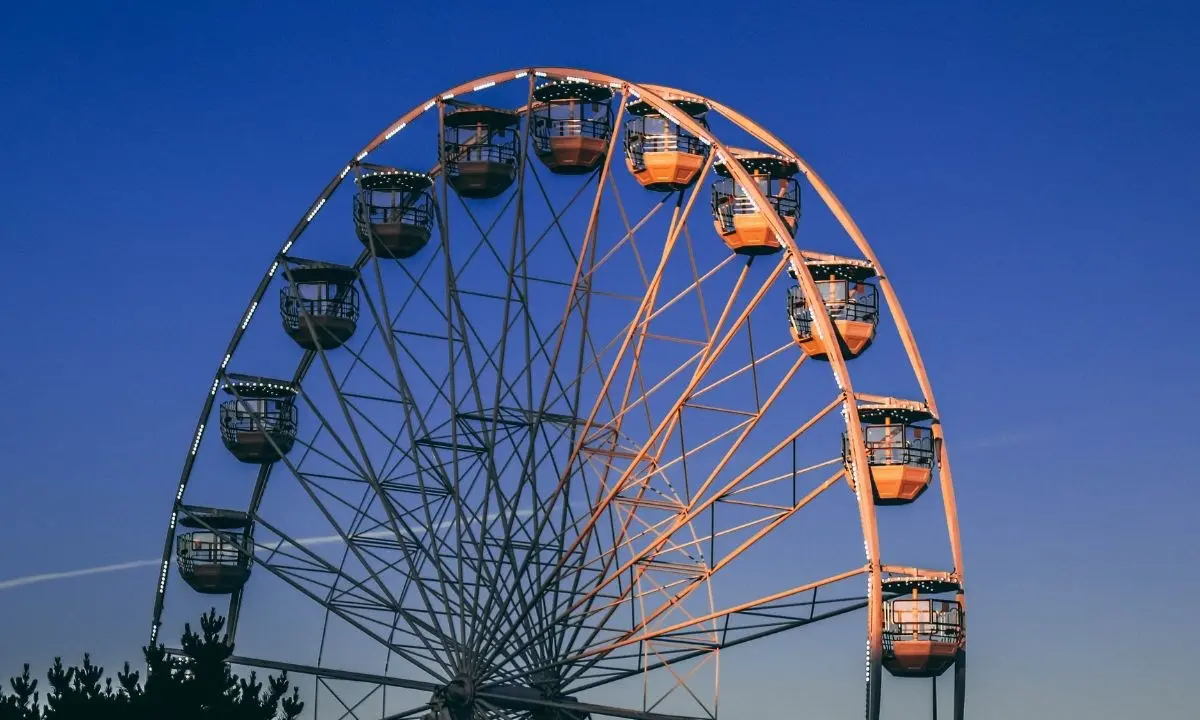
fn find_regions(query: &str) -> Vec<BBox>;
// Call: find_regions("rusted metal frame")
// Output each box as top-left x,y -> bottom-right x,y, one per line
473,92 -> 630,677
466,73 -> 541,666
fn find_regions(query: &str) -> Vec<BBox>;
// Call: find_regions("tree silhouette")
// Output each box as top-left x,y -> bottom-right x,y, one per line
0,609 -> 302,720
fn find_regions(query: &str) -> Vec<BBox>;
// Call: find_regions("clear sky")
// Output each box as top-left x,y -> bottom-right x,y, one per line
0,1 -> 1198,719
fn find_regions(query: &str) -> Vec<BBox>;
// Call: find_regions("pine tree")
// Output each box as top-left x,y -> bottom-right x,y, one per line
0,610 -> 302,720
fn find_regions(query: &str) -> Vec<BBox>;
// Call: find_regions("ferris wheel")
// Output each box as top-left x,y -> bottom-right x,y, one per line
149,67 -> 968,720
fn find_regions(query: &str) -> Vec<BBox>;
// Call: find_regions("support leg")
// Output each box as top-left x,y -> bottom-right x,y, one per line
953,649 -> 966,720
866,641 -> 882,720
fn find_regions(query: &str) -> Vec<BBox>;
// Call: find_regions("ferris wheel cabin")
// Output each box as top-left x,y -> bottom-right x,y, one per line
279,260 -> 360,351
623,97 -> 710,191
175,507 -> 253,595
443,105 -> 521,199
353,169 -> 436,259
844,401 -> 937,505
218,374 -> 299,464
786,256 -> 879,360
881,576 -> 964,678
711,154 -> 801,256
531,80 -> 614,175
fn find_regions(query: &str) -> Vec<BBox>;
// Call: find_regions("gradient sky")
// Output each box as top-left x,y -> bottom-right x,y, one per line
1,1 -> 1198,718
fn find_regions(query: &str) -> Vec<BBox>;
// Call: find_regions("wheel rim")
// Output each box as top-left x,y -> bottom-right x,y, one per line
151,68 -> 967,720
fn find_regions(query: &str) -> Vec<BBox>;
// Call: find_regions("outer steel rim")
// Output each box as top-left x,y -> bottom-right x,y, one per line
149,66 -> 967,720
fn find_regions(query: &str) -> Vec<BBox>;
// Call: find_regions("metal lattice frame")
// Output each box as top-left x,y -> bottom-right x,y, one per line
150,68 -> 967,720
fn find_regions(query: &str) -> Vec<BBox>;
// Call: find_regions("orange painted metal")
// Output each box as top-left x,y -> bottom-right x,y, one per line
629,150 -> 706,190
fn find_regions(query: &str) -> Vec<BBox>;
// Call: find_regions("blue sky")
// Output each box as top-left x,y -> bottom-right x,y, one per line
0,2 -> 1197,718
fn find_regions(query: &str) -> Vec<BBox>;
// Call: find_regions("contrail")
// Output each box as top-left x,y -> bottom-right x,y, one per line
0,508 -> 544,592
0,560 -> 163,591
0,533 -> 381,591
